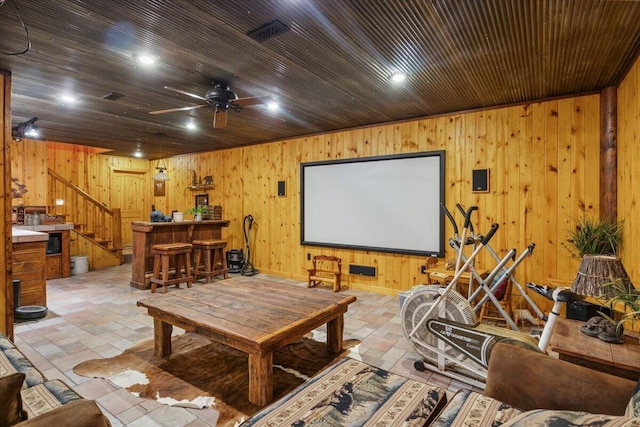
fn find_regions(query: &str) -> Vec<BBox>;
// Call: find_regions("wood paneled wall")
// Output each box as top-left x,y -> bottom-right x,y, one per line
2,70 -> 13,338
14,81 -> 640,316
152,95 -> 603,312
617,54 -> 640,281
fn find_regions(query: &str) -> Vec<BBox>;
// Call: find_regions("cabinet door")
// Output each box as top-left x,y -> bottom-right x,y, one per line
46,255 -> 62,279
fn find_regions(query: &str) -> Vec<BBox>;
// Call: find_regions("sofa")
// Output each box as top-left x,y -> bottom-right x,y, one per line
0,331 -> 110,426
242,342 -> 639,426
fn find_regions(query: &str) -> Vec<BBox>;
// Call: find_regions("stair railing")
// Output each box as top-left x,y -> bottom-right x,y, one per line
47,168 -> 123,259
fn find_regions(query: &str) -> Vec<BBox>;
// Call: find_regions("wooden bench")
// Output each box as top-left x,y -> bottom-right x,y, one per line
307,255 -> 342,292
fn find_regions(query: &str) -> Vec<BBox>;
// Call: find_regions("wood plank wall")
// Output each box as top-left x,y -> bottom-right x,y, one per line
2,70 -> 13,338
617,54 -> 640,281
150,95 -> 603,312
13,90 -> 638,315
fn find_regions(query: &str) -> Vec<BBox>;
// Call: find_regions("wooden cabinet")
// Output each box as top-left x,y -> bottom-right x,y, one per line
13,241 -> 46,307
44,229 -> 70,279
46,255 -> 62,279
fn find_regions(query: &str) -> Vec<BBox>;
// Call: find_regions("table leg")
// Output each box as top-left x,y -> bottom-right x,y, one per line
326,315 -> 344,353
154,318 -> 173,357
248,352 -> 273,406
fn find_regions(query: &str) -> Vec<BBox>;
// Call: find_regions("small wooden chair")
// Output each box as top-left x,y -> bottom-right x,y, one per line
479,275 -> 514,328
307,255 -> 342,292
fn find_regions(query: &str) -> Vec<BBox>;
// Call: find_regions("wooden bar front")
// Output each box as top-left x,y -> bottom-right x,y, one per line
130,220 -> 229,289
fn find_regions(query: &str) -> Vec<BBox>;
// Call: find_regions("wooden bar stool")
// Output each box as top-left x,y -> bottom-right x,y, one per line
150,243 -> 194,293
192,239 -> 229,283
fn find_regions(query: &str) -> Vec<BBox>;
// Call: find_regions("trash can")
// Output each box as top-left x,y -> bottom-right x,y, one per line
13,278 -> 48,320
70,256 -> 89,275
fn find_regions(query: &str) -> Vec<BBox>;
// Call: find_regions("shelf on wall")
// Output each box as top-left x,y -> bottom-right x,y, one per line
187,184 -> 214,191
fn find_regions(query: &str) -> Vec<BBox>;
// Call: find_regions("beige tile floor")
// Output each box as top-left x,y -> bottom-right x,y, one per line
14,264 -> 511,426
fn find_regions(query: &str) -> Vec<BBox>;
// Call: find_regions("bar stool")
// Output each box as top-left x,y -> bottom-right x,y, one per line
192,239 -> 229,283
150,243 -> 194,293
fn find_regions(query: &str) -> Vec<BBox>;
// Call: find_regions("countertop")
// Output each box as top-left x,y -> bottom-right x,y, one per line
14,223 -> 74,231
131,219 -> 230,227
12,228 -> 49,243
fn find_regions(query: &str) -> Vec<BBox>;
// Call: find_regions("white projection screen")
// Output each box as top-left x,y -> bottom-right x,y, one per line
301,151 -> 445,256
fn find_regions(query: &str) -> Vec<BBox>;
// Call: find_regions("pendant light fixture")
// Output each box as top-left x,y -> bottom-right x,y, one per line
153,137 -> 170,181
153,159 -> 170,181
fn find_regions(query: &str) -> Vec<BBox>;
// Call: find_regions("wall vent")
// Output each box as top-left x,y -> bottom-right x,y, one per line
247,20 -> 290,43
102,92 -> 124,101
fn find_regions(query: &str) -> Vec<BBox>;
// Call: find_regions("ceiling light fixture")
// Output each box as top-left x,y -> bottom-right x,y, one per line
391,71 -> 407,83
138,54 -> 156,65
267,100 -> 279,111
11,117 -> 39,141
153,159 -> 170,181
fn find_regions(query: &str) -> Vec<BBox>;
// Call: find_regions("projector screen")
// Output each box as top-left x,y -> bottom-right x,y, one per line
301,151 -> 445,256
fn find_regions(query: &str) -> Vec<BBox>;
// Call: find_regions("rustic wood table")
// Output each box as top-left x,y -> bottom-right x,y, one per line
550,317 -> 640,381
136,277 -> 357,406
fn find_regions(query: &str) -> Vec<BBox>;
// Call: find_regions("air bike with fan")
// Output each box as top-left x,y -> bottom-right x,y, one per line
401,206 -> 582,388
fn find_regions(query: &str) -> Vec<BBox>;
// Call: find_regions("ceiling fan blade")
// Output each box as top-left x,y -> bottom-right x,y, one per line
164,86 -> 207,101
230,96 -> 272,107
213,108 -> 228,129
149,104 -> 209,115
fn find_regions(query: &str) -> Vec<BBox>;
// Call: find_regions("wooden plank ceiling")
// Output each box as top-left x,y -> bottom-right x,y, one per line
1,0 -> 639,159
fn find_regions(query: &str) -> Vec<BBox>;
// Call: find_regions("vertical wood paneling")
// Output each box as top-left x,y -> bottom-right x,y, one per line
10,90 -> 614,314
2,71 -> 13,337
618,54 -> 640,280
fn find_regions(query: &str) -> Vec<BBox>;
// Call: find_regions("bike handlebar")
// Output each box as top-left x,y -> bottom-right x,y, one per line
526,282 -> 583,303
441,203 -> 459,236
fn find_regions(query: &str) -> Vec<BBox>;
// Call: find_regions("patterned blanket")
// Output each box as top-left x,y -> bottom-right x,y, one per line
241,357 -> 447,427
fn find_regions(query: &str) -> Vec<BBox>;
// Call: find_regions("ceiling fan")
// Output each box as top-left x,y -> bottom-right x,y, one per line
149,83 -> 271,129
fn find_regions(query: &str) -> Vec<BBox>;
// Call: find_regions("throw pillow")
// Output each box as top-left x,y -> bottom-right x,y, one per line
18,399 -> 111,426
0,372 -> 27,426
626,378 -> 640,417
502,409 -> 639,426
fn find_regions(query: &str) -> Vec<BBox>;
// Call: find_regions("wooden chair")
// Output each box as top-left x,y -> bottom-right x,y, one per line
478,275 -> 514,328
307,255 -> 342,292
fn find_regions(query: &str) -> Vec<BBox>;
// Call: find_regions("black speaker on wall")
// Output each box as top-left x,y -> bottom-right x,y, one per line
277,180 -> 286,196
472,169 -> 489,192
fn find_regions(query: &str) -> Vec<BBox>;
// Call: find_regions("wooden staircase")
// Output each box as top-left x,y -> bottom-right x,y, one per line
47,168 -> 123,264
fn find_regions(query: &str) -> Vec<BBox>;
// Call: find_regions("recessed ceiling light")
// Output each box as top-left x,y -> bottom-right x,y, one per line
390,71 -> 407,83
60,93 -> 78,103
267,100 -> 279,111
185,121 -> 197,131
133,149 -> 143,158
138,54 -> 156,65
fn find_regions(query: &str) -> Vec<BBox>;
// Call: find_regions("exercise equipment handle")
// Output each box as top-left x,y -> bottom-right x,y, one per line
481,223 -> 499,245
456,203 -> 475,234
463,206 -> 478,229
440,203 -> 459,236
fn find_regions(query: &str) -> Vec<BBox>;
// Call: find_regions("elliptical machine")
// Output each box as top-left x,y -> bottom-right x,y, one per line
241,214 -> 258,276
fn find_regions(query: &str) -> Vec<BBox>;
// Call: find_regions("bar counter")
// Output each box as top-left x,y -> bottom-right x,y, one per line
130,219 -> 230,289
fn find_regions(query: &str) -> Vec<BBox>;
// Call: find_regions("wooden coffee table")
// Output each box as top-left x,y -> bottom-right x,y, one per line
550,317 -> 640,380
137,277 -> 357,406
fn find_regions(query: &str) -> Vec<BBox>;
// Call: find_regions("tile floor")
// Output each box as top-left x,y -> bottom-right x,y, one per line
15,264 -> 494,426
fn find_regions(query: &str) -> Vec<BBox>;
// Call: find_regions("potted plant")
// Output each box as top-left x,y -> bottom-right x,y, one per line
187,206 -> 205,221
567,216 -> 624,257
567,216 -> 625,299
601,277 -> 640,339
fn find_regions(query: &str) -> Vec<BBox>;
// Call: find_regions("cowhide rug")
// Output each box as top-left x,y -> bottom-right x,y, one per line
74,332 -> 360,426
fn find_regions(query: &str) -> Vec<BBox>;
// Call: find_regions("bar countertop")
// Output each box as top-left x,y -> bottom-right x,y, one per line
12,228 -> 49,243
14,223 -> 74,232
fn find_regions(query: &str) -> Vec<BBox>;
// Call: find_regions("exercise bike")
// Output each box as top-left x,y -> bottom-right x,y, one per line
401,223 -> 583,388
